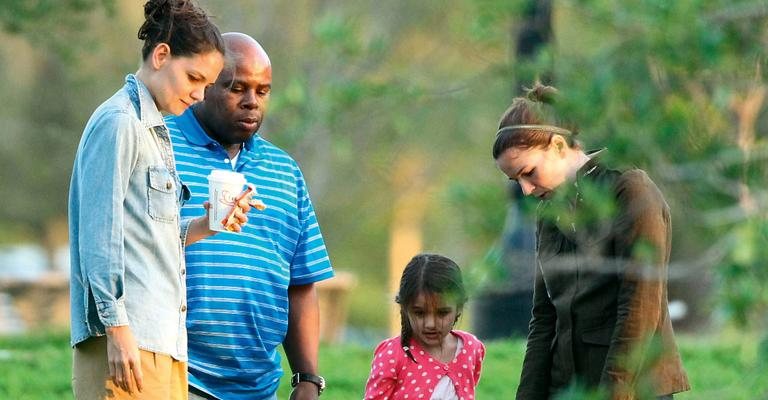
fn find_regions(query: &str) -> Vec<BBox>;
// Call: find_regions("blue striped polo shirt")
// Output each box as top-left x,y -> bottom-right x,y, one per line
166,109 -> 334,400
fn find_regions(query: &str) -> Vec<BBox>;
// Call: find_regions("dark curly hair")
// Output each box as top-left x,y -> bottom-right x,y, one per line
137,0 -> 225,60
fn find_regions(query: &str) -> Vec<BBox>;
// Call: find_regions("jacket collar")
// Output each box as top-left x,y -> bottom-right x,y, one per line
551,148 -> 607,203
537,148 -> 608,222
575,148 -> 607,186
125,74 -> 165,129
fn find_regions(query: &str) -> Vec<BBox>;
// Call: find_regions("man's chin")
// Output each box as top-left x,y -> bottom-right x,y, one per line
228,128 -> 258,143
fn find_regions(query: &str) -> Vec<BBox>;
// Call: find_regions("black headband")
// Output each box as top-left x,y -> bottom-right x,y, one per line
495,124 -> 573,138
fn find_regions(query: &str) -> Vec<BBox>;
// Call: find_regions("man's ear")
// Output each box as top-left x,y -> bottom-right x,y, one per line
150,43 -> 172,70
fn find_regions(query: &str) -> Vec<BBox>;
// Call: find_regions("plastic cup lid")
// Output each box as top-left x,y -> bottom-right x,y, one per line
208,169 -> 246,183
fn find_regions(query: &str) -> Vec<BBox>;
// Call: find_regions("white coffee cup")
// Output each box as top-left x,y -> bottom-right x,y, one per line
207,170 -> 247,232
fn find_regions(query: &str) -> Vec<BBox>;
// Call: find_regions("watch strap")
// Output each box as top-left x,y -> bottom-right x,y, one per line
291,372 -> 325,395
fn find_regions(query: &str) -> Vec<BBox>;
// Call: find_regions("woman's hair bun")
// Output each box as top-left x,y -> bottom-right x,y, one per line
136,0 -> 224,60
525,82 -> 559,105
138,0 -> 170,41
143,0 -> 170,17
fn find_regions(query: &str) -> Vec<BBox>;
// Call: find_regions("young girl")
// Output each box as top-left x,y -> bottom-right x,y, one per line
493,83 -> 689,400
364,254 -> 485,400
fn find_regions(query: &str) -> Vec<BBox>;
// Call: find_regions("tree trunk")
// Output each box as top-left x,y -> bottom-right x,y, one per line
476,0 -> 554,340
387,152 -> 428,336
729,83 -> 765,213
513,0 -> 553,90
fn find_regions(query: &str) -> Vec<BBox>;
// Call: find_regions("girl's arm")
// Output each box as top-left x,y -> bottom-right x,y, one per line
601,170 -> 670,399
363,340 -> 399,400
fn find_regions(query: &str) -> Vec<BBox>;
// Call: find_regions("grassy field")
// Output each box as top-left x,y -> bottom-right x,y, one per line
0,331 -> 766,399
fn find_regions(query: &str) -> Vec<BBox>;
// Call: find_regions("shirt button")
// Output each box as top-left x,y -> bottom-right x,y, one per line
443,366 -> 449,371
224,158 -> 230,163
181,269 -> 186,276
181,305 -> 187,312
166,181 -> 172,190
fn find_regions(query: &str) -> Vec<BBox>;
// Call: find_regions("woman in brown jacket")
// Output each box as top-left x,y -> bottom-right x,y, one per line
493,83 -> 690,400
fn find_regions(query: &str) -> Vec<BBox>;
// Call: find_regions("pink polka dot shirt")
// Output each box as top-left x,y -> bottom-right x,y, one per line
364,330 -> 486,400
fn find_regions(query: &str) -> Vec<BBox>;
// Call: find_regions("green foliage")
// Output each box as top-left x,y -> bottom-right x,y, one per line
446,181 -> 507,247
463,242 -> 506,294
466,0 -> 528,44
719,220 -> 768,326
0,0 -> 115,60
553,383 -> 609,400
537,178 -> 619,233
508,0 -> 768,331
0,0 -> 123,248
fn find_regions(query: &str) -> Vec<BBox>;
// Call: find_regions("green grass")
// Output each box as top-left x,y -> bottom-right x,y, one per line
276,338 -> 526,399
0,332 -> 73,399
0,331 -> 766,399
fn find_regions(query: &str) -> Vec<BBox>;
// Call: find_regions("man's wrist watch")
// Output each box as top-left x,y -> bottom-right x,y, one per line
291,372 -> 325,395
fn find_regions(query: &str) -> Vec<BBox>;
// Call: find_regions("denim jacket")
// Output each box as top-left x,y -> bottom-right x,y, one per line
69,74 -> 192,360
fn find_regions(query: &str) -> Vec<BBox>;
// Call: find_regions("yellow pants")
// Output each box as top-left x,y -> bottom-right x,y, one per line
72,336 -> 187,400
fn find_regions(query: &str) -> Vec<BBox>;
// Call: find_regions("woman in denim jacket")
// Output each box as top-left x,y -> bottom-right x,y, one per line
69,1 -> 250,399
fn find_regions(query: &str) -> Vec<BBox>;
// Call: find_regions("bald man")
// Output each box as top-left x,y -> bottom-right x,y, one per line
166,32 -> 334,400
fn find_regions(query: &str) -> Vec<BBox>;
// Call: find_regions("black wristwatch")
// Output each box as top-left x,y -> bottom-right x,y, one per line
291,372 -> 325,395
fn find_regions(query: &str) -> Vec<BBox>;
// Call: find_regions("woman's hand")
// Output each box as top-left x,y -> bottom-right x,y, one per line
186,187 -> 264,245
220,189 -> 255,232
105,325 -> 143,394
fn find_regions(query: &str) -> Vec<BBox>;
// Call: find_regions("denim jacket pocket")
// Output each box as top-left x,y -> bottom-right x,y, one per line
147,166 -> 177,223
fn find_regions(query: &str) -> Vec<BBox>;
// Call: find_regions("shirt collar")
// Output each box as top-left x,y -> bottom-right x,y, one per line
125,74 -> 165,129
175,107 -> 261,156
175,107 -> 216,147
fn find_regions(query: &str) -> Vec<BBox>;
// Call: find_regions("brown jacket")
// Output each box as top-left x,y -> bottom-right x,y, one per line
515,156 -> 690,400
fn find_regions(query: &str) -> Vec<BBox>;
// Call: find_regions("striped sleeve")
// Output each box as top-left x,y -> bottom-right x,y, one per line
289,166 -> 333,285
